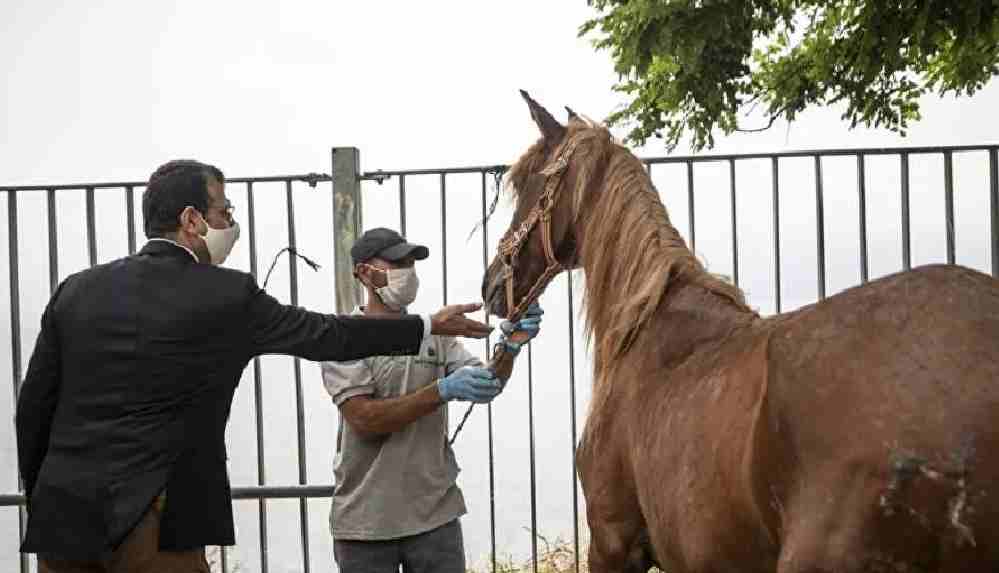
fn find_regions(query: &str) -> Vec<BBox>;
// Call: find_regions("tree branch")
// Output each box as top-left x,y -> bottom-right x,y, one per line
734,112 -> 781,133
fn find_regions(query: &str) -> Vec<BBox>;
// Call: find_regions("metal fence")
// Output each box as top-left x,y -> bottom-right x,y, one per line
2,143 -> 998,573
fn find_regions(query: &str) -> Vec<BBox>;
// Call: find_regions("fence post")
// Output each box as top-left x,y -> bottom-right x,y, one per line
332,147 -> 365,314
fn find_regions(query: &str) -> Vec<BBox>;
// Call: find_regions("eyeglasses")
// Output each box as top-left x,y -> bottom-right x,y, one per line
212,199 -> 235,220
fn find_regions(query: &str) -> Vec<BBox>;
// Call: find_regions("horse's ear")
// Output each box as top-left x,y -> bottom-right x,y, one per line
565,106 -> 579,121
520,89 -> 565,142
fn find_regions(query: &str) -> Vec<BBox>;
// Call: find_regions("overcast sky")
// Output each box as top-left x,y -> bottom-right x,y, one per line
2,2 -> 998,572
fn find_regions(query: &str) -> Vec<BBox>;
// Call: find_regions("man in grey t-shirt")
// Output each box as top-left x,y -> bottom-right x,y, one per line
322,228 -> 543,573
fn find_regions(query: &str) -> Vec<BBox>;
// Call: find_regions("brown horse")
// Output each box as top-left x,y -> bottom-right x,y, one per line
482,91 -> 999,573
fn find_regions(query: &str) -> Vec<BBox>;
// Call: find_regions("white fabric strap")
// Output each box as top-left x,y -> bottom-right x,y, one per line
421,314 -> 433,342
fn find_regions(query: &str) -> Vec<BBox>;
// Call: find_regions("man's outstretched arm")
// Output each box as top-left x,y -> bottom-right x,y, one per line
246,273 -> 491,359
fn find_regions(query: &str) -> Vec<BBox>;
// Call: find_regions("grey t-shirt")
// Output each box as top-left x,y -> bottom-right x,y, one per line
321,309 -> 483,540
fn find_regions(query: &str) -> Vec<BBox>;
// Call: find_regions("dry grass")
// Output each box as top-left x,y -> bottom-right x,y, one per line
467,529 -> 664,573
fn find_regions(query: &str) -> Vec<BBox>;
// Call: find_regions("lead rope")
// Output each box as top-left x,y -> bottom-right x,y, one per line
449,399 -> 477,446
448,288 -> 539,447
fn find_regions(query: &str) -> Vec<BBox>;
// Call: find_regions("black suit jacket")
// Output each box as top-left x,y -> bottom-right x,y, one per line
16,240 -> 425,559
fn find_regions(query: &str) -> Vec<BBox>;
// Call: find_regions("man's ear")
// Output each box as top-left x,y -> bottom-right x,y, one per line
354,263 -> 371,286
179,206 -> 204,236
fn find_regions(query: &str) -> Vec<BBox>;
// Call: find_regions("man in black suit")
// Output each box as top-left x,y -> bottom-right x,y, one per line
15,159 -> 495,573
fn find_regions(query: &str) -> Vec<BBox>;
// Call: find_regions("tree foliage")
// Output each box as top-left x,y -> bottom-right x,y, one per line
580,0 -> 999,150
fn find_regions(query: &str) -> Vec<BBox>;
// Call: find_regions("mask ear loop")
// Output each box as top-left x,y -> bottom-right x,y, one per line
351,263 -> 398,310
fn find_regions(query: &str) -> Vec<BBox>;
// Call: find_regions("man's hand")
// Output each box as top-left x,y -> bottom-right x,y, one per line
430,303 -> 493,339
437,366 -> 502,404
499,302 -> 544,354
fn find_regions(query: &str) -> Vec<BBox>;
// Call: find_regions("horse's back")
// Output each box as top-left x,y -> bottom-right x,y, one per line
765,263 -> 999,570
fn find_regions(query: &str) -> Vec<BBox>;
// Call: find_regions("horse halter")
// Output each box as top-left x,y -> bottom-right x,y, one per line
495,136 -> 582,322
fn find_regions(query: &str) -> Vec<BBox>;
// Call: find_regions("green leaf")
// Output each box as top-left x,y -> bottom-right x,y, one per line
581,0 -> 999,150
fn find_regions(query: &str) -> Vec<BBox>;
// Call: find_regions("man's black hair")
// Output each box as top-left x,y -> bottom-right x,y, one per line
142,160 -> 225,238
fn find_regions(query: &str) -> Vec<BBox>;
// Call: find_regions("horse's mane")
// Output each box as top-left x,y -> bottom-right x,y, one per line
508,123 -> 752,380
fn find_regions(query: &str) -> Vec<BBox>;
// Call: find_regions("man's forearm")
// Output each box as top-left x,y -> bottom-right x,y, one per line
341,383 -> 444,436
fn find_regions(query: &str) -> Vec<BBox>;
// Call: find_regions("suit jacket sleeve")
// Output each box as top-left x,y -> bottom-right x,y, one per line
245,276 -> 425,361
16,283 -> 65,505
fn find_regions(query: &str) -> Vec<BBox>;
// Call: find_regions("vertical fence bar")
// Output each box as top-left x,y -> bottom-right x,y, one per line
857,154 -> 869,283
900,153 -> 911,271
527,343 -> 538,573
687,162 -> 696,253
8,190 -> 29,573
943,152 -> 955,265
772,158 -> 782,313
246,182 -> 269,573
815,156 -> 826,300
399,175 -> 407,238
286,180 -> 311,573
566,271 -> 580,573
86,187 -> 97,267
43,187 -> 60,569
48,189 -> 59,293
990,148 -> 998,277
125,185 -> 137,255
729,159 -> 739,287
19,509 -> 28,572
480,172 -> 497,573
9,191 -> 21,407
440,174 -> 448,305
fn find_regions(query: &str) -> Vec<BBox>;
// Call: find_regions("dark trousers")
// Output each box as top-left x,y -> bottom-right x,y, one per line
37,498 -> 210,573
333,519 -> 465,573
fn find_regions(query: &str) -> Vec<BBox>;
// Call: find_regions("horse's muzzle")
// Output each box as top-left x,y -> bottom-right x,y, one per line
481,263 -> 508,318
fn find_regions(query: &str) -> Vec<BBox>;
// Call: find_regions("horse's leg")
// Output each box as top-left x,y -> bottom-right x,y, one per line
585,512 -> 649,573
577,433 -> 651,573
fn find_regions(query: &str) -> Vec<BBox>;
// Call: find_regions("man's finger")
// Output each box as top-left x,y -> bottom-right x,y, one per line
447,302 -> 483,315
526,306 -> 544,317
469,383 -> 500,395
470,387 -> 501,401
468,369 -> 497,381
458,321 -> 493,338
460,317 -> 493,332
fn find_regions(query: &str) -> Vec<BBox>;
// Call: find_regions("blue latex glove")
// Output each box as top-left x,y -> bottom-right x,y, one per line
499,302 -> 544,355
437,366 -> 503,404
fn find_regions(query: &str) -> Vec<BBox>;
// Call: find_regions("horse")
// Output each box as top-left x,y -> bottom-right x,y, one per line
481,91 -> 999,573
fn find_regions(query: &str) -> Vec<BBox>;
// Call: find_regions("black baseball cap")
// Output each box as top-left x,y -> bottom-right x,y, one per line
351,227 -> 430,265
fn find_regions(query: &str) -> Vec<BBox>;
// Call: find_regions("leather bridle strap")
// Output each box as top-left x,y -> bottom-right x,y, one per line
495,136 -> 581,323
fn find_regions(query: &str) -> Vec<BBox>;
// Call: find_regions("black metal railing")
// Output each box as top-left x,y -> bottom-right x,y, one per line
643,144 -> 999,312
2,143 -> 998,573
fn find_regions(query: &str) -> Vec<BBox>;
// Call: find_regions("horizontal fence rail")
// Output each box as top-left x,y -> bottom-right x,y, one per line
2,143 -> 998,573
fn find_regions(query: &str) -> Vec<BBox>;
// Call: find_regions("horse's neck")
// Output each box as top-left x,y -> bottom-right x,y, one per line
578,172 -> 754,371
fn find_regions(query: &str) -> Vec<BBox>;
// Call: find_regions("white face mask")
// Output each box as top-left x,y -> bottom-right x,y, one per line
199,213 -> 240,265
369,266 -> 419,310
